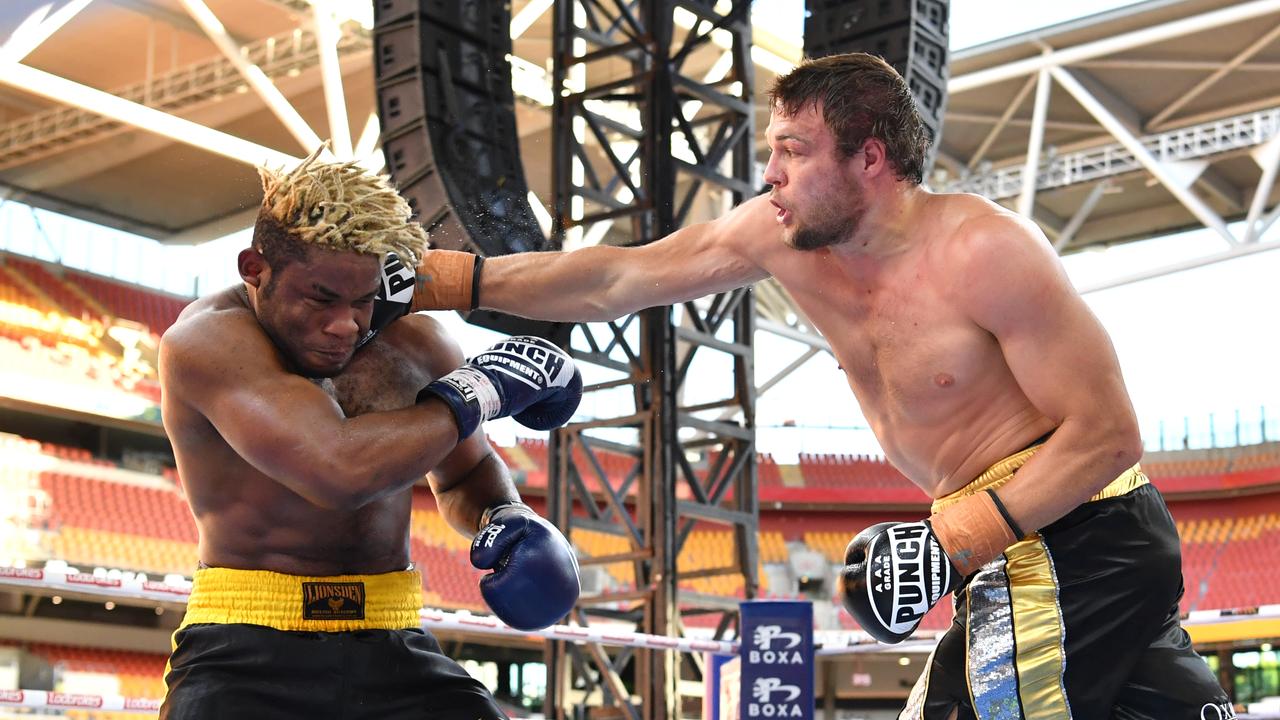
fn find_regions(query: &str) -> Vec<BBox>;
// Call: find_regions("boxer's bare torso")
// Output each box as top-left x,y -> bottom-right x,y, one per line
480,101 -> 1136,528
162,288 -> 448,575
742,192 -> 1058,496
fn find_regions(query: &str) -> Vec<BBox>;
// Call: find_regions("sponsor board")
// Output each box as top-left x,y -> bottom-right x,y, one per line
740,602 -> 813,720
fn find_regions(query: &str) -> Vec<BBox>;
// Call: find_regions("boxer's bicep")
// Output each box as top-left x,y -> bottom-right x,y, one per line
162,318 -> 353,504
427,439 -> 514,537
950,214 -> 1141,530
954,215 -> 1131,431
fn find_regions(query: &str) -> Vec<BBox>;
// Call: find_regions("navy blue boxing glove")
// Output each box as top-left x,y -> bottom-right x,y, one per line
472,501 -> 580,630
839,521 -> 960,644
418,336 -> 583,439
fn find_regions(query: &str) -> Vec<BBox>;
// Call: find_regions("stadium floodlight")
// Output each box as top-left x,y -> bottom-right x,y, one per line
0,62 -> 300,169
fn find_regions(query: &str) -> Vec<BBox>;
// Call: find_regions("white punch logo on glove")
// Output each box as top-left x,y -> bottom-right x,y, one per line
871,522 -> 949,636
474,337 -> 571,390
379,253 -> 416,304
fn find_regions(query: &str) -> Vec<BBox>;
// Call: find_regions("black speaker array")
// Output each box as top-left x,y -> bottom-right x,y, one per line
804,0 -> 949,175
372,0 -> 564,341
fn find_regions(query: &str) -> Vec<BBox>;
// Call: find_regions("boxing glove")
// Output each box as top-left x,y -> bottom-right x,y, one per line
419,336 -> 583,439
839,489 -> 1023,644
839,521 -> 959,644
357,253 -> 417,349
471,501 -> 580,630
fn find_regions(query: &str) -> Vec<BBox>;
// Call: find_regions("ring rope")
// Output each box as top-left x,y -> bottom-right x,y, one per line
1,565 -> 1272,659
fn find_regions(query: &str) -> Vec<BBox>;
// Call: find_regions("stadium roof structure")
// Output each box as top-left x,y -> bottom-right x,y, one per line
942,0 -> 1280,294
0,0 -> 1278,352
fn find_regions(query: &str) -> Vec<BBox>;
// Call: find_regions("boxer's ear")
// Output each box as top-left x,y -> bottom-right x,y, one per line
238,248 -> 267,289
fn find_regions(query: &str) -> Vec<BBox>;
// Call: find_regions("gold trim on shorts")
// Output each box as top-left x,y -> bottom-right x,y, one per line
178,566 -> 423,632
931,442 -> 1149,514
1004,536 -> 1071,720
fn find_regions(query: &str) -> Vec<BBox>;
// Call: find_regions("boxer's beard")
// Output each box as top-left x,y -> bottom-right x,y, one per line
783,177 -> 865,251
788,211 -> 859,251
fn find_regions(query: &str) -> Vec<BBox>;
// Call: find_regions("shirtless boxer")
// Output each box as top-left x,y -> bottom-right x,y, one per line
157,149 -> 581,719
411,53 -> 1232,719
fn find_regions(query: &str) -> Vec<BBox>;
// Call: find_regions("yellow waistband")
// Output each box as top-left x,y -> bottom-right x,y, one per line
931,443 -> 1148,514
179,566 -> 423,632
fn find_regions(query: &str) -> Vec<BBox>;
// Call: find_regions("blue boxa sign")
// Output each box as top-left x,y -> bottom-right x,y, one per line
739,601 -> 814,719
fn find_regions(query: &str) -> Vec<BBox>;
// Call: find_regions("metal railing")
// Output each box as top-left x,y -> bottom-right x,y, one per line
946,107 -> 1280,199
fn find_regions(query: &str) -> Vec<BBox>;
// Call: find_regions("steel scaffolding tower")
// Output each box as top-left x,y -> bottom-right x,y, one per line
545,1 -> 757,718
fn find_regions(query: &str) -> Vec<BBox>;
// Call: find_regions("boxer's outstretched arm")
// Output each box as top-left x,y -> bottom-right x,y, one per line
949,212 -> 1143,534
480,194 -> 776,321
161,312 -> 468,510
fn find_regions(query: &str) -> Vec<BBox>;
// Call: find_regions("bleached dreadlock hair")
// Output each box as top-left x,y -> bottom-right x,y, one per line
252,145 -> 427,271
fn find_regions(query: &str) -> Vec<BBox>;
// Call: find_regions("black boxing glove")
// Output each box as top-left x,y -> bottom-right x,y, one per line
839,521 -> 960,644
358,253 -> 416,349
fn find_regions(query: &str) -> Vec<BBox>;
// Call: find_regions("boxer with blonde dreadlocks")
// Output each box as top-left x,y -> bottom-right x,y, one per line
157,147 -> 581,719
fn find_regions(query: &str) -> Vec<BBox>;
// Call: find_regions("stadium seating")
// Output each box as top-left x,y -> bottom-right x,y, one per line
25,642 -> 168,700
4,258 -> 102,323
68,272 -> 187,336
0,259 -> 169,413
2,426 -> 1280,699
4,262 -> 1279,501
571,526 -> 638,588
11,427 -> 1280,618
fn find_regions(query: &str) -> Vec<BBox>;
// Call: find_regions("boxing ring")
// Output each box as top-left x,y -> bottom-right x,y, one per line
2,564 -> 1278,717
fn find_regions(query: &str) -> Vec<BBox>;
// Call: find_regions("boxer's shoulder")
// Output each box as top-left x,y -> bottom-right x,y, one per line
160,292 -> 284,403
170,285 -> 249,324
164,287 -> 259,353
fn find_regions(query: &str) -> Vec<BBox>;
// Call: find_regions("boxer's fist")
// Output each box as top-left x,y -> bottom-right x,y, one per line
839,521 -> 959,644
358,254 -> 416,348
419,336 -> 582,439
471,502 -> 580,630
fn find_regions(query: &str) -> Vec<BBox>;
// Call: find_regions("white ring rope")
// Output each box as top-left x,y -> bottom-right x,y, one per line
2,565 -> 1275,661
3,566 -> 1279,716
0,689 -> 160,713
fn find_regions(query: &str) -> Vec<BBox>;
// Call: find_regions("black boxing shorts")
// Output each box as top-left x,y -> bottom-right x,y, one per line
160,566 -> 507,720
900,444 -> 1233,720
